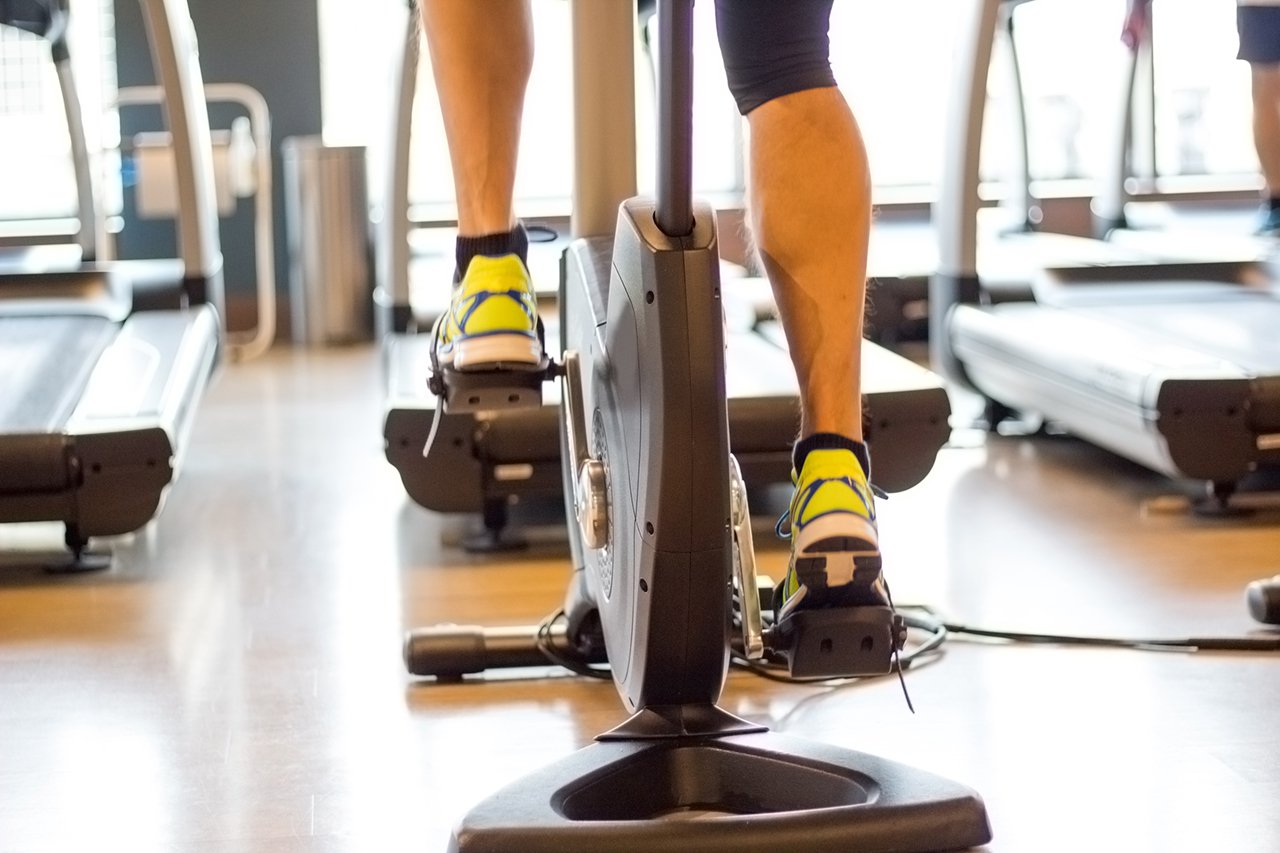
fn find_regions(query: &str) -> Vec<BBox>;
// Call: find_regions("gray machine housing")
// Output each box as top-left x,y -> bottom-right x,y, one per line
563,200 -> 731,712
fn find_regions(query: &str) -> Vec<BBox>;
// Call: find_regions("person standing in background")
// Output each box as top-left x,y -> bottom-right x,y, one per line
1124,0 -> 1280,234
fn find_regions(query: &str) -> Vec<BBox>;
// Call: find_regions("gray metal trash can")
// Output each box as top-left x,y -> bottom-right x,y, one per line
283,137 -> 372,344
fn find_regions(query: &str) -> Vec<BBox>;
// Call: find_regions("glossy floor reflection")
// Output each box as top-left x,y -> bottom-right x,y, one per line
1,346 -> 1278,852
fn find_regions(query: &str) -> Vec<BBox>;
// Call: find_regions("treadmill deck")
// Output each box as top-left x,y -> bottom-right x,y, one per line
385,242 -> 953,519
952,279 -> 1280,484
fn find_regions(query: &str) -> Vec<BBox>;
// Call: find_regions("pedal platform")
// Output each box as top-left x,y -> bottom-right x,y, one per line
427,355 -> 559,415
766,606 -> 906,680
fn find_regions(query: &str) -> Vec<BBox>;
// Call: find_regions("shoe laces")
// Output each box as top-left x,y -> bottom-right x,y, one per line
774,478 -> 887,540
882,578 -> 916,714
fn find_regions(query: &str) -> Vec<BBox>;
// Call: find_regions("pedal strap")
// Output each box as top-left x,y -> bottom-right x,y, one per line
767,606 -> 905,680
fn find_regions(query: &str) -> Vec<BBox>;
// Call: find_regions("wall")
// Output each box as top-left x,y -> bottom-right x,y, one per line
112,0 -> 324,335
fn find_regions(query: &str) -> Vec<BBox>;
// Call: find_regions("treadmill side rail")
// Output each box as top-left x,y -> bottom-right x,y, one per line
58,306 -> 219,537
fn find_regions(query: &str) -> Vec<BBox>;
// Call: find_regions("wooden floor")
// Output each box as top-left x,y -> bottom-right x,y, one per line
2,345 -> 1279,852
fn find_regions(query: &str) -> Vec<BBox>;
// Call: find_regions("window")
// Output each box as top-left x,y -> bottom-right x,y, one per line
317,0 -> 1263,216
1005,0 -> 1255,186
318,0 -> 740,215
0,0 -> 118,223
1151,2 -> 1254,181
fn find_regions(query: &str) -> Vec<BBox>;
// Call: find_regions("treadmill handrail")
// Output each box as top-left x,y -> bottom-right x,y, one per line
1093,20 -> 1150,236
138,0 -> 224,312
116,83 -> 277,360
935,0 -> 1002,281
376,5 -> 418,329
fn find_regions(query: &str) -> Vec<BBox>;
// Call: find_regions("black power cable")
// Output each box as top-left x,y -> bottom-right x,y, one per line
938,619 -> 1280,653
534,609 -> 611,681
526,602 -> 1280,691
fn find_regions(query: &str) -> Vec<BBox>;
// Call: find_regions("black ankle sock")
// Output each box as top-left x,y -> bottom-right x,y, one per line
1267,197 -> 1280,213
455,224 -> 529,282
793,433 -> 870,479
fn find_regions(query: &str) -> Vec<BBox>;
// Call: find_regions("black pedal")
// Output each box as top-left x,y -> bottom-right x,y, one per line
428,356 -> 556,414
767,606 -> 906,679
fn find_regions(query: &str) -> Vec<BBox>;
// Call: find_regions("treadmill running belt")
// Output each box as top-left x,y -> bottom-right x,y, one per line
1089,296 -> 1280,373
0,315 -> 115,433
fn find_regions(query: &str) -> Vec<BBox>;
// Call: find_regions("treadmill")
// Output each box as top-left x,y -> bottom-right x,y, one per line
0,0 -> 223,567
934,0 -> 1280,503
380,1 -> 953,548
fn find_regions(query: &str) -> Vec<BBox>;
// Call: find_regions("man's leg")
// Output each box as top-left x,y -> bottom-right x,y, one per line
420,0 -> 541,369
1250,63 -> 1280,232
749,83 -> 882,617
748,88 -> 871,444
421,0 -> 531,238
1238,5 -> 1280,234
717,0 -> 882,618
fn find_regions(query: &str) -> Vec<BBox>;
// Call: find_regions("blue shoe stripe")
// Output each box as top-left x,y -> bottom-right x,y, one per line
453,289 -> 538,335
776,475 -> 876,540
793,476 -> 875,528
797,507 -> 874,529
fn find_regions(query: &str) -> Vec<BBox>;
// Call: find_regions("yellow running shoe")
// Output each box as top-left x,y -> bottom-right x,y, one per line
434,254 -> 543,371
775,448 -> 886,622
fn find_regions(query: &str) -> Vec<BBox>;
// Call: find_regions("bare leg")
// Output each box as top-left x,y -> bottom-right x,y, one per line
1251,64 -> 1280,197
747,87 -> 871,442
420,0 -> 533,236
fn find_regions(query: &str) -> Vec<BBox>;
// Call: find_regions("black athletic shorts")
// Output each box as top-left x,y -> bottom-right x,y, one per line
714,0 -> 837,115
1238,5 -> 1280,65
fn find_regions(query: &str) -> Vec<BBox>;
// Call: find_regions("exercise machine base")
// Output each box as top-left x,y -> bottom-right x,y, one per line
448,730 -> 992,853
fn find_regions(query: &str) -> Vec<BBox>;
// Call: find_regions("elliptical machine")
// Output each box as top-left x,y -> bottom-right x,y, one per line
413,3 -> 992,850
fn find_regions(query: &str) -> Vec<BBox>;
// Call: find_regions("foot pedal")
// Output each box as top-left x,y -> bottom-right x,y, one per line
428,356 -> 556,414
767,606 -> 906,679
